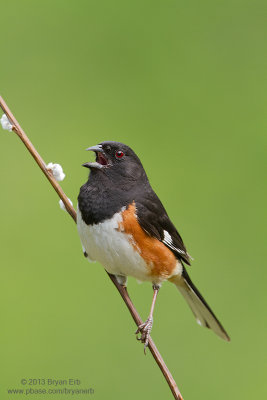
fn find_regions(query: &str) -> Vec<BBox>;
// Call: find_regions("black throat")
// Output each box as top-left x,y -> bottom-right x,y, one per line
78,168 -> 148,225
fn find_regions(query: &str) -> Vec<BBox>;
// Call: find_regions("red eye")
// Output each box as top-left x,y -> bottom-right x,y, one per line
115,150 -> 124,159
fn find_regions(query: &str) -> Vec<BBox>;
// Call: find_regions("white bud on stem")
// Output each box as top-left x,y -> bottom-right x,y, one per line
1,114 -> 13,132
59,198 -> 73,212
46,162 -> 65,181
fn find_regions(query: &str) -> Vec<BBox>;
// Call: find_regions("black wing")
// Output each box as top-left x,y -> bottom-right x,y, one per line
135,186 -> 191,265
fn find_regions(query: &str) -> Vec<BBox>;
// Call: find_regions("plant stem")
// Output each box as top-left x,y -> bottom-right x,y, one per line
0,95 -> 183,400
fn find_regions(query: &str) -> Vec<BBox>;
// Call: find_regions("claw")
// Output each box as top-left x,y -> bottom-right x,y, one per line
135,317 -> 153,353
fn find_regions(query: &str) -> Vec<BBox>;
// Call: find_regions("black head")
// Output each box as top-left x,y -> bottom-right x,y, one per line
82,141 -> 147,183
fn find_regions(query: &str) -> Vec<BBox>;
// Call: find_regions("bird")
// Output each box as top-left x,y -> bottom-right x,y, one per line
77,141 -> 230,350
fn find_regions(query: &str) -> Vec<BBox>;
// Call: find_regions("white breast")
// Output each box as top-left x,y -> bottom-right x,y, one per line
77,206 -> 151,282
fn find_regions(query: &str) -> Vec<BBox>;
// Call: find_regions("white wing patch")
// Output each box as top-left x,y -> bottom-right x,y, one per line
163,230 -> 187,256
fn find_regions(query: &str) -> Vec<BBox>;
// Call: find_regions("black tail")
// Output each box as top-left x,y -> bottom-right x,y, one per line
174,269 -> 230,341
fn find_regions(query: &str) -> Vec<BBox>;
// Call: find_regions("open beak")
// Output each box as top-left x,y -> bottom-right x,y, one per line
86,144 -> 103,153
82,144 -> 109,169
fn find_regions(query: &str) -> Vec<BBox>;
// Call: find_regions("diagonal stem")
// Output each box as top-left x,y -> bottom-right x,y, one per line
0,95 -> 184,400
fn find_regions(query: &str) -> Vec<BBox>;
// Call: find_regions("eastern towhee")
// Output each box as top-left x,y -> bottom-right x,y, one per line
77,141 -> 230,350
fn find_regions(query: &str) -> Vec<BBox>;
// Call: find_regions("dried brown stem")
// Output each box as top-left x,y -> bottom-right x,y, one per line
0,95 -> 183,400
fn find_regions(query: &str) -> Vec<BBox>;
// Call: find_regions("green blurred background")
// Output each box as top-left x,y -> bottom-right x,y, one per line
0,1 -> 266,399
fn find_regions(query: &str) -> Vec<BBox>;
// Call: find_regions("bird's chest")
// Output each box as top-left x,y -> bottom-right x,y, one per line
77,207 -> 149,280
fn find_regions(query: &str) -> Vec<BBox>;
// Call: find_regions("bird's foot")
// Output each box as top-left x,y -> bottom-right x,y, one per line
135,317 -> 153,354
